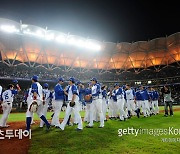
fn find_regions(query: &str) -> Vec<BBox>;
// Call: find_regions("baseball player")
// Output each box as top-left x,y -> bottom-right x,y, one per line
51,78 -> 64,127
86,78 -> 104,128
26,75 -> 50,131
0,85 -> 2,111
150,87 -> 159,115
40,83 -> 51,128
59,77 -> 83,131
111,84 -> 119,119
135,88 -> 142,117
139,85 -> 151,117
101,85 -> 107,121
113,84 -> 127,121
124,84 -> 137,118
84,83 -> 92,122
0,83 -> 21,128
107,88 -> 114,119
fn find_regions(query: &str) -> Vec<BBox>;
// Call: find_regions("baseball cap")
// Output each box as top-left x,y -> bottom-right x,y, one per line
69,77 -> 75,83
114,83 -> 119,87
59,77 -> 64,82
13,80 -> 18,84
76,81 -> 81,85
90,77 -> 97,82
43,83 -> 49,88
32,75 -> 38,81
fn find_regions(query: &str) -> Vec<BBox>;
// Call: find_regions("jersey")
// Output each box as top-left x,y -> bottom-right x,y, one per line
67,84 -> 79,102
54,83 -> 64,100
2,89 -> 17,102
31,82 -> 43,100
91,83 -> 101,98
43,89 -> 51,101
125,89 -> 135,100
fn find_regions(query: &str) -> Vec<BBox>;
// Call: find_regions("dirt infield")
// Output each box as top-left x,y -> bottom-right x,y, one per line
0,121 -> 30,154
0,108 -> 180,154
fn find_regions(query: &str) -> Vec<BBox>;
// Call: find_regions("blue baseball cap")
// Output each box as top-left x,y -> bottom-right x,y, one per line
69,77 -> 75,83
59,77 -> 64,82
90,77 -> 97,82
13,80 -> 18,84
43,83 -> 49,88
76,81 -> 81,85
32,75 -> 38,81
114,83 -> 119,87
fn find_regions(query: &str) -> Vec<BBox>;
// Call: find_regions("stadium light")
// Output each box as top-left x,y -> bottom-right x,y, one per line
56,35 -> 66,43
75,39 -> 86,48
45,33 -> 55,40
85,41 -> 101,51
67,38 -> 77,45
21,24 -> 28,28
0,25 -> 19,33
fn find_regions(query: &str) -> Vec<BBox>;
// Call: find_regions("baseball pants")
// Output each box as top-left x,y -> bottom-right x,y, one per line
142,100 -> 151,117
0,102 -> 12,127
117,99 -> 127,120
88,99 -> 104,127
51,100 -> 63,127
60,101 -> 83,130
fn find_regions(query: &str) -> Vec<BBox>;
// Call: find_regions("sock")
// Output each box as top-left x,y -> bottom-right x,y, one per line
40,115 -> 50,126
128,110 -> 131,117
67,115 -> 71,125
26,117 -> 32,131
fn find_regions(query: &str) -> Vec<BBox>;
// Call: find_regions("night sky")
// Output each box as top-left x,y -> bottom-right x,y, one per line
0,0 -> 179,42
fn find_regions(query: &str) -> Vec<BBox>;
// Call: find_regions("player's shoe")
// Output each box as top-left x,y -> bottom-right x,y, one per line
86,125 -> 93,128
46,124 -> 51,131
76,128 -> 82,131
98,126 -> 104,128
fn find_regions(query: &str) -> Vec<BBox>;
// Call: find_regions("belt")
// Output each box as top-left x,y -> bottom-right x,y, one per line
127,99 -> 134,100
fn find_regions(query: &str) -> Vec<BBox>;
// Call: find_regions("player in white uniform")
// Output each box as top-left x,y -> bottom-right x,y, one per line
40,83 -> 51,128
26,75 -> 50,131
101,85 -> 108,121
113,84 -> 127,121
59,77 -> 83,131
0,83 -> 21,127
86,78 -> 104,128
51,78 -> 64,127
124,85 -> 136,118
0,85 -> 2,97
107,88 -> 114,119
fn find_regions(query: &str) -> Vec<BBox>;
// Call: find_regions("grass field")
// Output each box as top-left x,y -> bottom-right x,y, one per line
1,107 -> 180,154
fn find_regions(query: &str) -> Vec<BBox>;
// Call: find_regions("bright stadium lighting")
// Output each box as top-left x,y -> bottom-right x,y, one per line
36,30 -> 44,38
56,35 -> 66,43
67,38 -> 76,45
85,41 -> 101,51
45,33 -> 54,40
0,25 -> 19,33
76,39 -> 86,47
21,24 -> 28,28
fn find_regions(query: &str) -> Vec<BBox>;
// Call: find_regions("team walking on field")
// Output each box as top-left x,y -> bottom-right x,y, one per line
0,75 -> 173,131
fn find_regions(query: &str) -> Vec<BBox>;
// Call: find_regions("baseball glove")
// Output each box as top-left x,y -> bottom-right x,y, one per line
69,101 -> 75,107
84,95 -> 92,101
29,101 -> 38,113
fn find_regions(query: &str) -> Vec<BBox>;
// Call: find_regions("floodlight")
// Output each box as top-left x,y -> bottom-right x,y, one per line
0,25 -> 19,33
56,35 -> 66,43
45,33 -> 54,40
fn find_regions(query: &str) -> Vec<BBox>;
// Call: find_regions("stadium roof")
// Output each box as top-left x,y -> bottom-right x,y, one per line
0,18 -> 180,72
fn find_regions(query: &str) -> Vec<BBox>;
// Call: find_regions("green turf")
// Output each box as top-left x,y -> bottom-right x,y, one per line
0,105 -> 179,122
28,111 -> 180,154
1,107 -> 180,154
